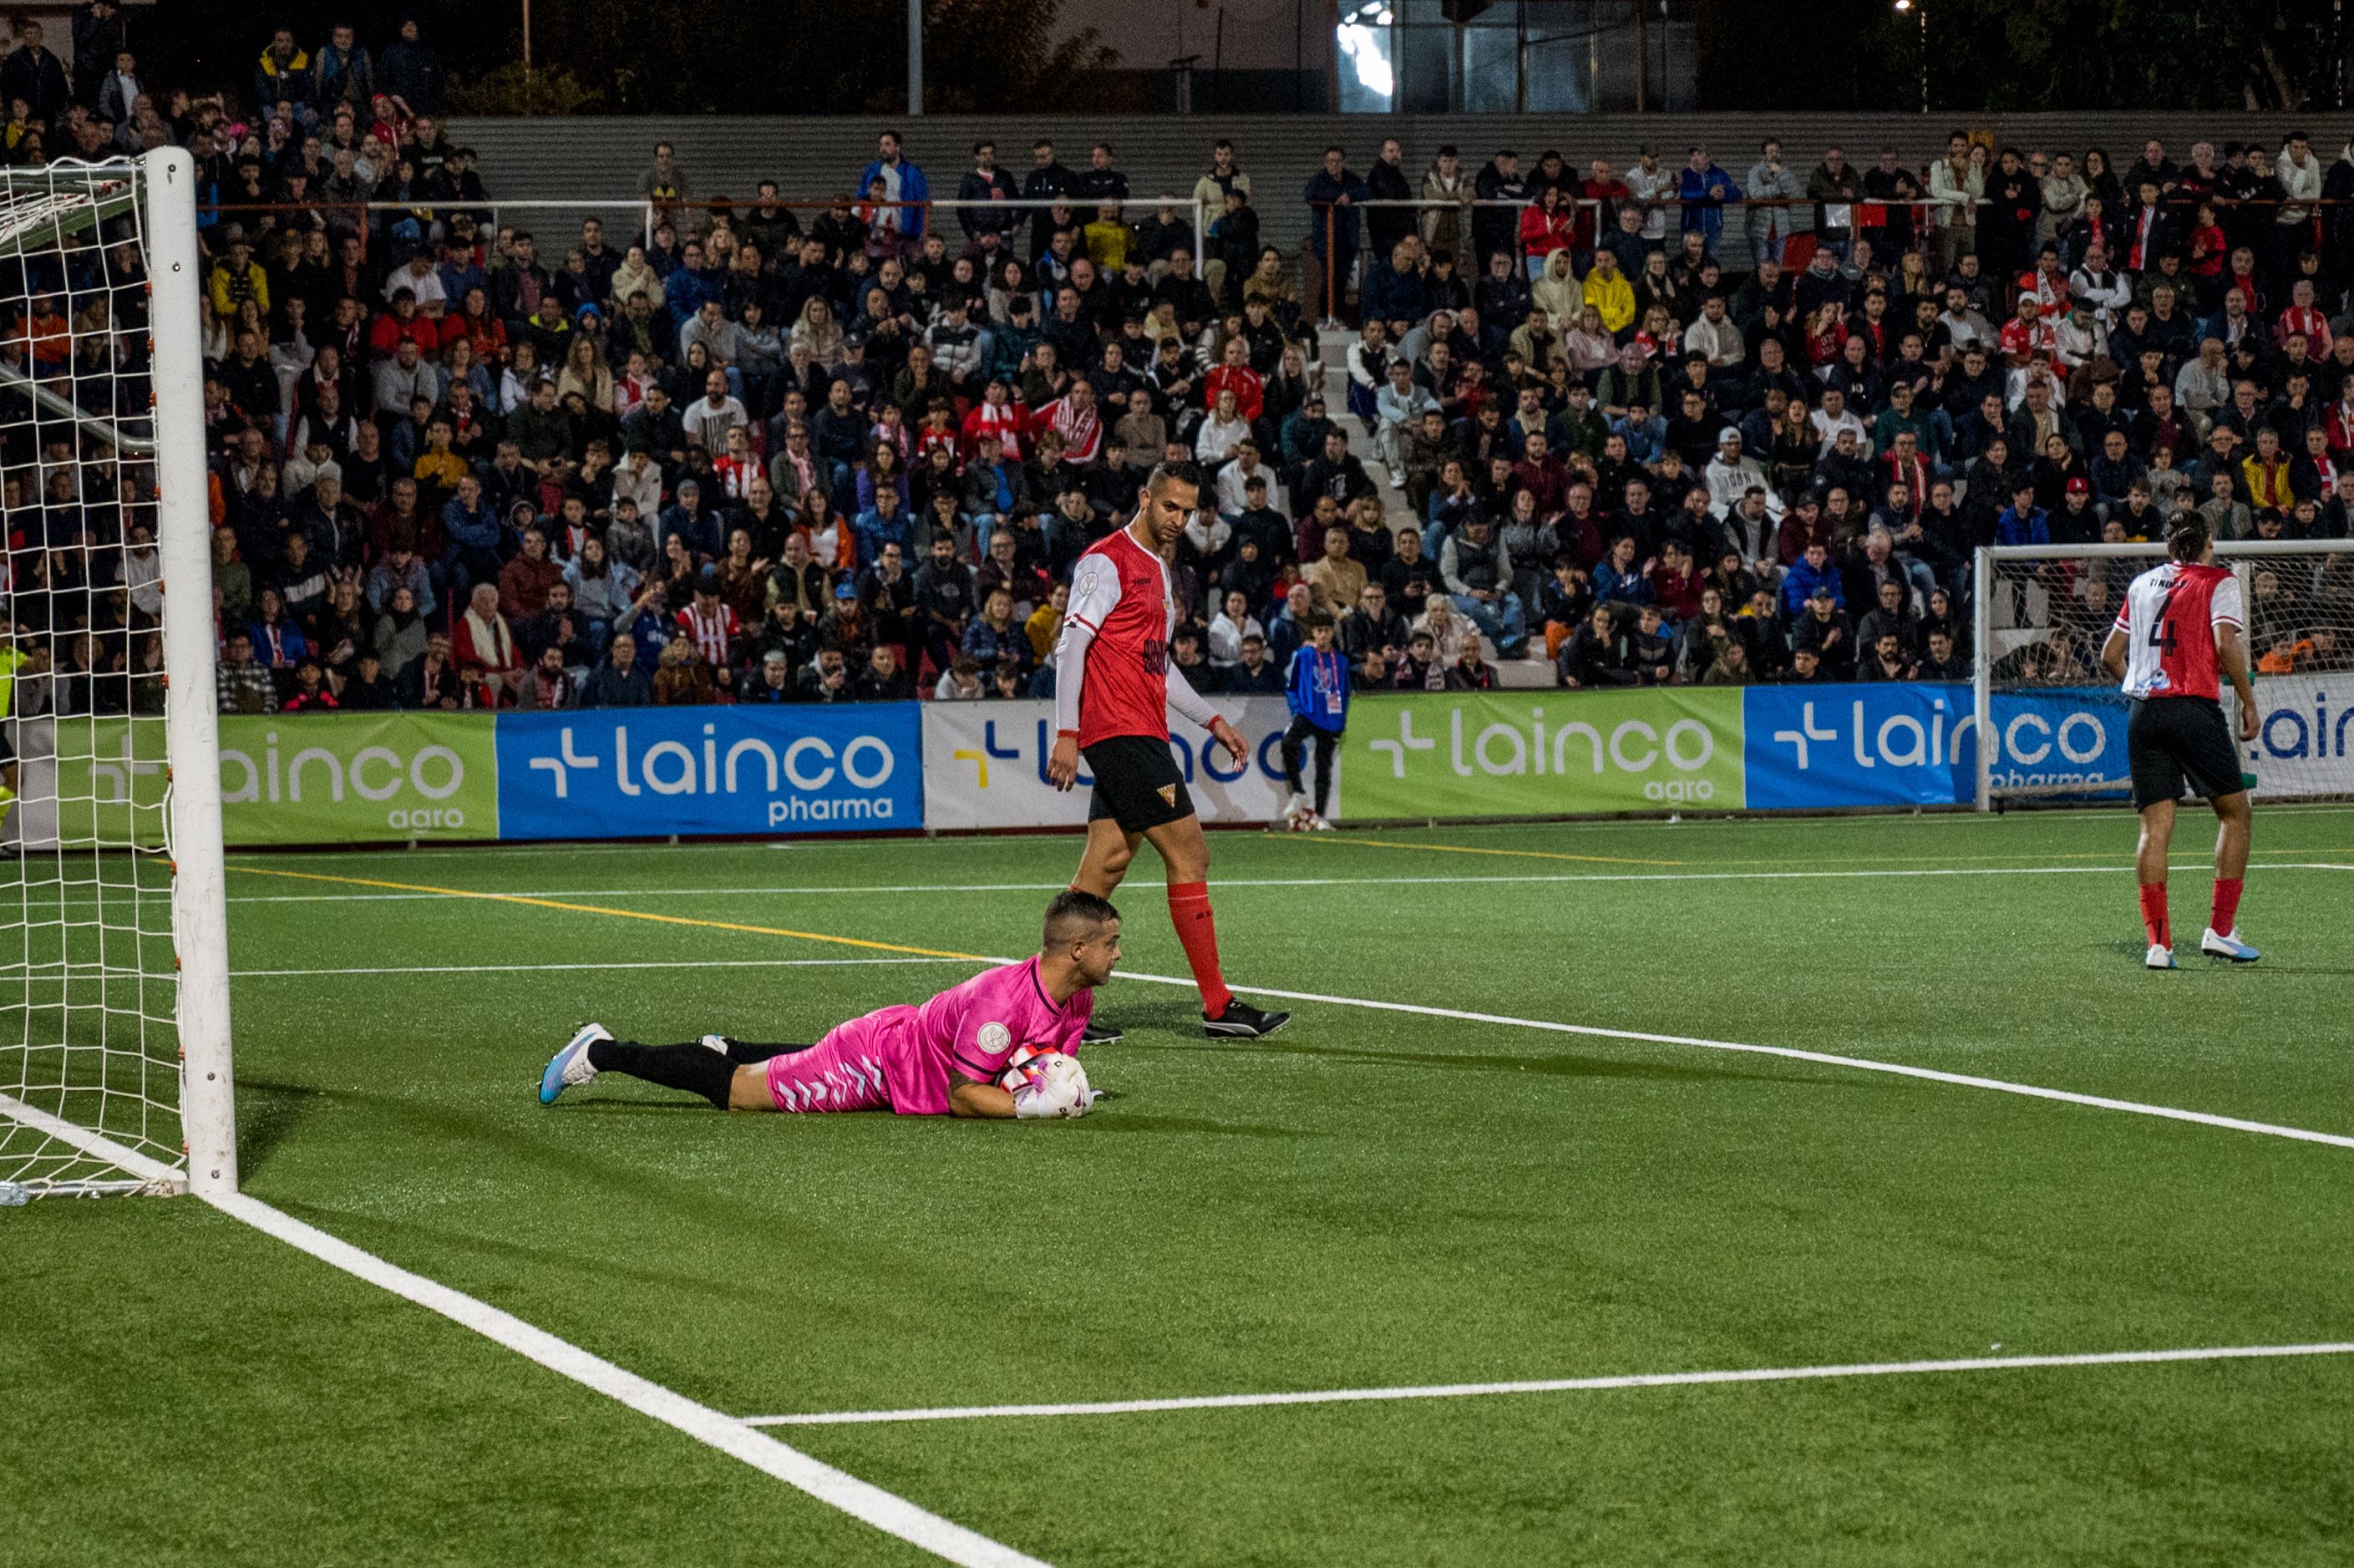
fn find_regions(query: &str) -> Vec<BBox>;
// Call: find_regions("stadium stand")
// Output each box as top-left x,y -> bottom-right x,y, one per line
9,11 -> 2354,714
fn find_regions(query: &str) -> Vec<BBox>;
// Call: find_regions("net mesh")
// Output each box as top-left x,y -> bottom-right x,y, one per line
1982,541 -> 2354,805
0,160 -> 184,1197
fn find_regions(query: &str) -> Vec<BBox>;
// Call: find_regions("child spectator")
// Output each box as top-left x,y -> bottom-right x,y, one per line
1281,611 -> 1348,831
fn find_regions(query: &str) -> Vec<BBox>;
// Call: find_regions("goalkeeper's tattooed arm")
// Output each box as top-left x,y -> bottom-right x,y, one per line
950,1078 -> 1017,1119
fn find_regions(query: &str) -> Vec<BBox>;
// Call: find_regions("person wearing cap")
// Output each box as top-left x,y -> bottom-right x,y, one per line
1703,428 -> 1777,521
207,226 -> 269,318
657,479 -> 722,564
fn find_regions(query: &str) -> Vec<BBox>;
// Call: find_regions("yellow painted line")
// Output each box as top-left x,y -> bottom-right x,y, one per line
1287,835 -> 1685,867
231,866 -> 992,962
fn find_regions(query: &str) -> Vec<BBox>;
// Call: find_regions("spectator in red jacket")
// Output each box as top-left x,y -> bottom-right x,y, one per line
1519,185 -> 1575,277
1203,336 -> 1266,424
368,289 -> 442,359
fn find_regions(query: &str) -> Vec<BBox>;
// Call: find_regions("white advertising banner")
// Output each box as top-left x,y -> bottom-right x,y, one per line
2246,672 -> 2354,800
921,698 -> 1316,830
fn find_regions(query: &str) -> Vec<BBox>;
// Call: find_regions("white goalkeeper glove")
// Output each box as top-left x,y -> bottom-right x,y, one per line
1007,1050 -> 1097,1119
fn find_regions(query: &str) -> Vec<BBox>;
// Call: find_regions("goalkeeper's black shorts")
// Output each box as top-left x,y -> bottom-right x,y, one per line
2127,696 -> 2243,811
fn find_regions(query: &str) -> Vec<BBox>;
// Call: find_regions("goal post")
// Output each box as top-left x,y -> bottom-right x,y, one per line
149,147 -> 236,1198
1974,539 -> 2354,811
0,150 -> 233,1200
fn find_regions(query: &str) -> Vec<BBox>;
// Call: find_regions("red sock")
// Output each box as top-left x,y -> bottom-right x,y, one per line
2138,883 -> 2170,950
1166,881 -> 1234,1016
2211,877 -> 2245,936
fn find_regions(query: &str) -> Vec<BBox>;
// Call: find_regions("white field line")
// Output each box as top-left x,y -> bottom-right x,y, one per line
227,957 -> 971,979
0,1100 -> 1045,1567
210,801 -> 2354,861
0,859 -> 2335,906
738,1341 -> 2354,1428
1102,971 -> 2354,1153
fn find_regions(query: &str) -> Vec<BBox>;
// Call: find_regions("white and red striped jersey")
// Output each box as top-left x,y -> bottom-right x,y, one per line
2114,561 -> 2242,701
678,601 -> 739,667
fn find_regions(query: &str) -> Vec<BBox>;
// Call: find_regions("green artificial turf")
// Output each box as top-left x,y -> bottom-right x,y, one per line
7,807 -> 2354,1565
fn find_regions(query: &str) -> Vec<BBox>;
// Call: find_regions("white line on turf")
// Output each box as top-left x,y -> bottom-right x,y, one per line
208,1193 -> 1048,1565
228,957 -> 971,979
738,1341 -> 2354,1427
0,1099 -> 1046,1567
41,859 -> 2334,904
1099,971 -> 2354,1153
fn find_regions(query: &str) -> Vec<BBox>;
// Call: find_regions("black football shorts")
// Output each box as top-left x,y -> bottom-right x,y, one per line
2127,696 -> 2244,811
1082,735 -> 1195,834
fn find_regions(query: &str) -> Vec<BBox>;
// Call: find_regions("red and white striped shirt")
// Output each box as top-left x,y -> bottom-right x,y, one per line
1042,394 -> 1103,464
2279,304 -> 2333,355
678,601 -> 738,666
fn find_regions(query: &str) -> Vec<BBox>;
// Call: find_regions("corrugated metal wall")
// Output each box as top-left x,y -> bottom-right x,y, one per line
447,113 -> 2354,260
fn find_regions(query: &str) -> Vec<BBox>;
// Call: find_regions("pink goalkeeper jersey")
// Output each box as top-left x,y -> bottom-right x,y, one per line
784,957 -> 1093,1116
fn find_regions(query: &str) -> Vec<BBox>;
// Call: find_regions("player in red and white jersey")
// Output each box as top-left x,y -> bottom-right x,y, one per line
1046,461 -> 1290,1042
2100,515 -> 2260,969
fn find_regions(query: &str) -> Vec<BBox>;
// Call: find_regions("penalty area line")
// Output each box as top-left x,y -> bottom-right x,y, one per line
738,1340 -> 2354,1427
216,868 -> 2354,1152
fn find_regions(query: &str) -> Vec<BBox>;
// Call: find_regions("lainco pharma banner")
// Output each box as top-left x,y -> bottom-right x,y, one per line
13,677 -> 2348,850
921,697 -> 1299,830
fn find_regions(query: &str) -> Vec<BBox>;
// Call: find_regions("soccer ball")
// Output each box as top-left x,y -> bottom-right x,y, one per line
1010,1049 -> 1093,1119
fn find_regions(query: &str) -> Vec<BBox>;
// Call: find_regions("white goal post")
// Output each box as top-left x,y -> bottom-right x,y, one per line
0,149 -> 233,1200
1973,540 -> 2354,812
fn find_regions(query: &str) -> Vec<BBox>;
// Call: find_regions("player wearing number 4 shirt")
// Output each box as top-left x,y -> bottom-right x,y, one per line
2100,516 -> 2261,970
1048,460 -> 1290,1042
538,892 -> 1119,1118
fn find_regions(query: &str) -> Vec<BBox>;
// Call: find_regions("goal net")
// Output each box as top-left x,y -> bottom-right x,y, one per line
0,152 -> 234,1200
1974,540 -> 2354,809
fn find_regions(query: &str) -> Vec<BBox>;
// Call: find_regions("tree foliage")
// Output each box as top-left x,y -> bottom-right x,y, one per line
496,0 -> 1119,115
1701,0 -> 2350,111
445,63 -> 605,118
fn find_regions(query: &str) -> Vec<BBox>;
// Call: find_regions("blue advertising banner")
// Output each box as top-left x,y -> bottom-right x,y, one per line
495,706 -> 925,839
1743,683 -> 2128,809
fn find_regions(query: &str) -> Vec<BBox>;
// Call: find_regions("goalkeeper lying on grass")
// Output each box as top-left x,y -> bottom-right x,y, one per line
538,891 -> 1117,1119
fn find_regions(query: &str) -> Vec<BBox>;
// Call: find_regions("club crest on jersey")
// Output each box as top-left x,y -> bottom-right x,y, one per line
1155,784 -> 1177,807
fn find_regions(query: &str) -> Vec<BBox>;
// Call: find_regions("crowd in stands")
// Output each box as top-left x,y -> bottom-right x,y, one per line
3,6 -> 2351,717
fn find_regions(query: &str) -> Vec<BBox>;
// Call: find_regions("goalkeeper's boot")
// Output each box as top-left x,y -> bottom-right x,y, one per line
1080,1019 -> 1124,1045
2200,927 -> 2260,962
2144,942 -> 2177,971
1205,997 -> 1290,1038
540,1022 -> 611,1104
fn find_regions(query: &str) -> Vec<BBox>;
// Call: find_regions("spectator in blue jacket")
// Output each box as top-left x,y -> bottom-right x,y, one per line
440,473 -> 502,596
1994,480 -> 2051,545
855,485 -> 917,569
1360,238 -> 1427,331
663,239 -> 724,317
961,586 -> 1032,674
859,130 -> 931,242
1780,540 -> 1845,617
1676,146 -> 1741,241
